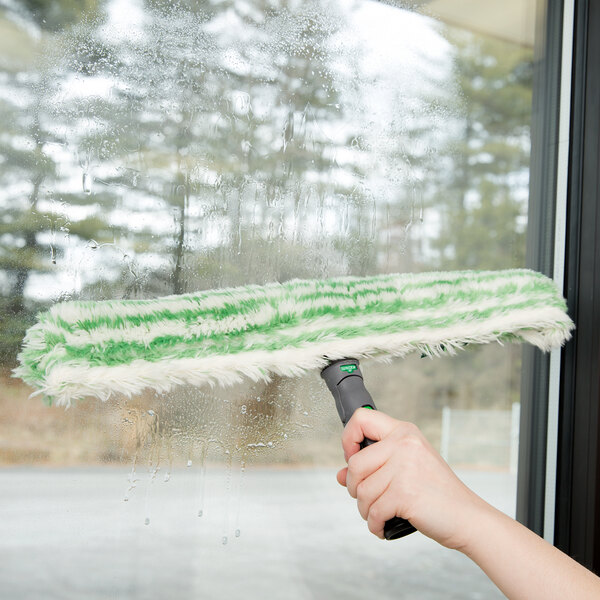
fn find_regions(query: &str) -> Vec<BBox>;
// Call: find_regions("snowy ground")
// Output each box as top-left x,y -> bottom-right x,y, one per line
0,467 -> 513,599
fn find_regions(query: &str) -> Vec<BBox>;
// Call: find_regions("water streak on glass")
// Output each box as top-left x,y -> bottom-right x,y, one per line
0,0 -> 536,597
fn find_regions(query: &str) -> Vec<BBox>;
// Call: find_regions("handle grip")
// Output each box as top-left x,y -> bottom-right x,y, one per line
321,359 -> 416,540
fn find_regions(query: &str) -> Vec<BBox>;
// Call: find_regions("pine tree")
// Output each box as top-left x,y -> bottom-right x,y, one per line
69,0 -> 367,293
0,0 -> 107,365
430,32 -> 532,269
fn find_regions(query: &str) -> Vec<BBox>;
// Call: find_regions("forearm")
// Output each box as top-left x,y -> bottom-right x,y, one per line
462,501 -> 600,600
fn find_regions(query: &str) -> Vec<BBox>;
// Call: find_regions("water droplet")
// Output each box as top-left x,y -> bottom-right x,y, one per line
198,509 -> 203,517
187,459 -> 193,467
235,529 -> 240,538
267,442 -> 273,448
147,410 -> 155,416
82,172 -> 92,195
222,536 -> 228,545
144,517 -> 150,525
241,405 -> 247,414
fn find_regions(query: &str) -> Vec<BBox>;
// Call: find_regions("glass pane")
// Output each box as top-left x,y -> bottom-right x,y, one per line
0,0 -> 540,597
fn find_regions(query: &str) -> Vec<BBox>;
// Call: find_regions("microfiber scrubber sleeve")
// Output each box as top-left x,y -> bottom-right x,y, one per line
15,269 -> 573,407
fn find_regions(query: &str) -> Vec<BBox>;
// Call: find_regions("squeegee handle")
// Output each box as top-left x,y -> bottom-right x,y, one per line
321,359 -> 416,541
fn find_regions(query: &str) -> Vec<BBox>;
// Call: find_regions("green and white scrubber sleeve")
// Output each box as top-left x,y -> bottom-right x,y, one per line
14,269 -> 574,406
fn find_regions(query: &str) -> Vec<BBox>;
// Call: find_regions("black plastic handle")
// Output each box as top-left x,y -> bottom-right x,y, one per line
321,358 -> 416,540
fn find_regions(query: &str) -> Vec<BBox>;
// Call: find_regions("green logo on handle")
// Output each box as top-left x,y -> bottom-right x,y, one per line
340,364 -> 357,374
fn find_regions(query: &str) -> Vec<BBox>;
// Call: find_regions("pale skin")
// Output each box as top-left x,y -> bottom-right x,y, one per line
337,408 -> 600,600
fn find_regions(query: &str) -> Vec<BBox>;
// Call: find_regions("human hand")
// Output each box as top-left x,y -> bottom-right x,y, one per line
337,408 -> 488,550
338,409 -> 600,600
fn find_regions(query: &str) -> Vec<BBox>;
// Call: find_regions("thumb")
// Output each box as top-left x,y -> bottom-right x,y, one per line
341,408 -> 400,459
337,467 -> 348,487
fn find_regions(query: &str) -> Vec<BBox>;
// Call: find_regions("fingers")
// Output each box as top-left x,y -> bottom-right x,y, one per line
367,493 -> 399,539
341,451 -> 402,539
355,462 -> 393,521
338,409 -> 418,540
345,439 -> 389,498
341,408 -> 405,461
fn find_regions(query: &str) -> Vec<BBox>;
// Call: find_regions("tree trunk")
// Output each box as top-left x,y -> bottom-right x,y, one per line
172,174 -> 189,295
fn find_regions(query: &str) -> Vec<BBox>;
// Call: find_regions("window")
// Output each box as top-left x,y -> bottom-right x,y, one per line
0,0 -> 552,597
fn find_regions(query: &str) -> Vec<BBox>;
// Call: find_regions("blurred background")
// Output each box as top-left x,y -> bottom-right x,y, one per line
0,0 -> 538,597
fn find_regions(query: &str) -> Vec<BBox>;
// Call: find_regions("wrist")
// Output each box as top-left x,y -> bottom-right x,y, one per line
453,493 -> 503,557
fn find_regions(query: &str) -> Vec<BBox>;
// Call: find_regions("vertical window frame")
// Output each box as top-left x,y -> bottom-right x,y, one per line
555,0 -> 600,572
519,0 -> 600,572
517,0 -> 566,537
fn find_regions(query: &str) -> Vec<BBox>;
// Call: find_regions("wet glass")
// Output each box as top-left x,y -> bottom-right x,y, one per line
0,0 -> 540,597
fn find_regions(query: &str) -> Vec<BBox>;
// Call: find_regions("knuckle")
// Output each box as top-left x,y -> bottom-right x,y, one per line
404,433 -> 424,451
393,421 -> 420,441
355,480 -> 363,498
355,479 -> 368,501
367,517 -> 380,536
341,427 -> 353,445
402,421 -> 420,435
368,502 -> 383,522
347,453 -> 360,472
394,431 -> 425,455
347,477 -> 358,499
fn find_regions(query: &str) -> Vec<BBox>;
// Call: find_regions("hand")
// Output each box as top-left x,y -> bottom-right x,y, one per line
338,409 -> 600,599
337,408 -> 487,550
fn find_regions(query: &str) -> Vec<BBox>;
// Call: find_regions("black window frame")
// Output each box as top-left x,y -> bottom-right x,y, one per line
554,0 -> 600,572
516,0 -> 565,537
518,0 -> 600,573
